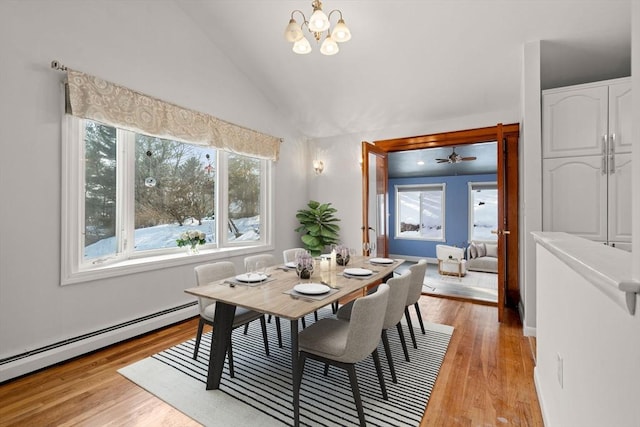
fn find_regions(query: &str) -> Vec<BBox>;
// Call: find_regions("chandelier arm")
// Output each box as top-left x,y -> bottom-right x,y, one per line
290,9 -> 308,23
327,9 -> 343,22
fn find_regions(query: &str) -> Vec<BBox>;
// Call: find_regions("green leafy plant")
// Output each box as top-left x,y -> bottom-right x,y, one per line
295,200 -> 340,256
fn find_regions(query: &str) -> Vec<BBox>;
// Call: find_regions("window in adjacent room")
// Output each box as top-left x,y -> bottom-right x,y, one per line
395,184 -> 445,241
468,181 -> 498,242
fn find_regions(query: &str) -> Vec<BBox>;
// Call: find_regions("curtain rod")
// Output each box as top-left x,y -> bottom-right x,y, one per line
51,60 -> 67,71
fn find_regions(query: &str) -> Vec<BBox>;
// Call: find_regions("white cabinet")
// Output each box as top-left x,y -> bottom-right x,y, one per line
542,78 -> 632,250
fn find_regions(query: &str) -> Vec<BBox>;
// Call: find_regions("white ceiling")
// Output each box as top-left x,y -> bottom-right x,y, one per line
177,0 -> 631,141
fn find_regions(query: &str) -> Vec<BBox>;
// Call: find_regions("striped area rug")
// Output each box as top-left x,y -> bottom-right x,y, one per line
120,308 -> 453,427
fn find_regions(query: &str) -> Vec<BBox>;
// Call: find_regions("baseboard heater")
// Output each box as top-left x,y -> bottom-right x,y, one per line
0,301 -> 197,380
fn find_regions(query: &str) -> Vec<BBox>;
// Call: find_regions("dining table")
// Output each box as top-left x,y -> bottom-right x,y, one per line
183,255 -> 404,426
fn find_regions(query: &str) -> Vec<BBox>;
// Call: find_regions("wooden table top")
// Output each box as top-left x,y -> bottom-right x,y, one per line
184,256 -> 404,321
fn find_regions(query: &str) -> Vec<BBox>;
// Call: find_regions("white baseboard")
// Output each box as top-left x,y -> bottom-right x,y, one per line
388,254 -> 437,265
0,304 -> 198,383
533,367 -> 550,427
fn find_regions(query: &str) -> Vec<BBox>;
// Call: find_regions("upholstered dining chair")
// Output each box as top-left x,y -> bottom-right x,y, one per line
294,283 -> 390,427
405,259 -> 428,349
282,247 -> 305,264
243,253 -> 286,347
337,270 -> 412,384
193,261 -> 270,378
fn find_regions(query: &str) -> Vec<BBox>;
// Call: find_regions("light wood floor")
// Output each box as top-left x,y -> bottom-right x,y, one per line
0,296 -> 543,426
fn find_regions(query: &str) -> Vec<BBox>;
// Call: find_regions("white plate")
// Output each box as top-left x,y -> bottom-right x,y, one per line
293,283 -> 331,295
344,268 -> 373,276
235,273 -> 268,283
370,257 -> 394,264
285,261 -> 297,268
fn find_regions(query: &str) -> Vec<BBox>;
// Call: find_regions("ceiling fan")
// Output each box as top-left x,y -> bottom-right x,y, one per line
435,147 -> 477,164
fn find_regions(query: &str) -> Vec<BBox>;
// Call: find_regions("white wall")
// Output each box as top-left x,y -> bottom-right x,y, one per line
633,1 -> 640,279
0,0 -> 306,380
535,244 -> 640,426
521,41 -> 543,336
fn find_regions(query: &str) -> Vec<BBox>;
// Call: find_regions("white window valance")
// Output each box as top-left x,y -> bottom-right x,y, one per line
65,69 -> 281,160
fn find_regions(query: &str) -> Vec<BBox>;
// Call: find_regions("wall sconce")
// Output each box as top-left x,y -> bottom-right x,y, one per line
313,159 -> 325,175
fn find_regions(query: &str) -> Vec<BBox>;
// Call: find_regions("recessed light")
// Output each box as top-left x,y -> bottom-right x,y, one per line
417,160 -> 424,165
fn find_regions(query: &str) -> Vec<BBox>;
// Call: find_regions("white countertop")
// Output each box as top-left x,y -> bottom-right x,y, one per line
532,232 -> 640,314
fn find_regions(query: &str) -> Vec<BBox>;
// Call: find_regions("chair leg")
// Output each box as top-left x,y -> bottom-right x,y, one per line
381,330 -> 397,383
314,310 -> 318,322
259,316 -> 270,356
346,364 -> 366,427
275,317 -> 283,348
396,322 -> 410,362
243,323 -> 249,335
405,306 -> 418,349
293,353 -> 308,427
331,301 -> 338,314
301,316 -> 306,329
414,302 -> 426,334
193,318 -> 205,360
372,348 -> 388,400
323,363 -> 330,376
267,314 -> 272,323
227,337 -> 235,378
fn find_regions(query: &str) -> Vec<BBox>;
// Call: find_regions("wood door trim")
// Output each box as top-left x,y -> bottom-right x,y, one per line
369,123 -> 520,317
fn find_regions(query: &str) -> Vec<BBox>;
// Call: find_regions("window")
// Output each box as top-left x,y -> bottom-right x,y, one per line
395,184 -> 445,240
468,182 -> 498,242
62,117 -> 271,284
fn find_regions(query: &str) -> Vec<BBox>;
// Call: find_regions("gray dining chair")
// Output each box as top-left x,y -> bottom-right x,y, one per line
193,261 -> 270,378
337,270 -> 412,384
243,253 -> 287,347
405,259 -> 428,349
294,283 -> 390,427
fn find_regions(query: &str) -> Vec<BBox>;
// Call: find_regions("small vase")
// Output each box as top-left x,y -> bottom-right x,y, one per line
188,244 -> 199,255
297,266 -> 313,280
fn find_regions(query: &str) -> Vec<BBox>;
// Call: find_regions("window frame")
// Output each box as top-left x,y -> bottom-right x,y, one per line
394,183 -> 446,242
467,181 -> 498,243
61,116 -> 273,285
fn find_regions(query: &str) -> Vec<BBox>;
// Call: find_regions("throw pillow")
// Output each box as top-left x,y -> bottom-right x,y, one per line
476,242 -> 487,257
469,243 -> 478,259
485,243 -> 498,257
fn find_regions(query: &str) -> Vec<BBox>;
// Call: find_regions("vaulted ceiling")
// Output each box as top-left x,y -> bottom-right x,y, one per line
177,0 -> 630,141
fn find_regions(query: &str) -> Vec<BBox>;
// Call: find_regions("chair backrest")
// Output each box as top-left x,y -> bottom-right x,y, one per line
283,248 -> 306,264
406,259 -> 428,306
342,283 -> 390,363
244,253 -> 277,272
436,244 -> 464,261
194,261 -> 237,314
382,270 -> 412,330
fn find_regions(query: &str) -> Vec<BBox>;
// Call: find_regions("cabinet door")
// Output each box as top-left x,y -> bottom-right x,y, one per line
542,157 -> 607,241
608,82 -> 632,154
542,86 -> 608,158
608,153 -> 632,243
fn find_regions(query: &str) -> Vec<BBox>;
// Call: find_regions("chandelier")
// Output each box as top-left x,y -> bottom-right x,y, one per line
284,0 -> 352,55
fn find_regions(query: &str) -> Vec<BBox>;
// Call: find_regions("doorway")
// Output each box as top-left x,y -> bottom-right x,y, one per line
361,124 -> 520,322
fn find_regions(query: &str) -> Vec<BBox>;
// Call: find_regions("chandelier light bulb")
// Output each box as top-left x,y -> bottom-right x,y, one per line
293,37 -> 312,54
320,35 -> 339,55
331,18 -> 351,42
284,18 -> 304,42
308,8 -> 330,32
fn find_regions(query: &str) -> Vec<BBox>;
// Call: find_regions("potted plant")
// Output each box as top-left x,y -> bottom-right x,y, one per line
295,200 -> 340,257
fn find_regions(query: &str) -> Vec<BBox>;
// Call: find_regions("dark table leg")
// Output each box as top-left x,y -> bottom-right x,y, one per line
205,302 -> 236,390
291,319 -> 300,427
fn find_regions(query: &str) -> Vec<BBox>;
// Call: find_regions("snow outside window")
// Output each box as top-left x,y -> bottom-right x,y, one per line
395,184 -> 445,241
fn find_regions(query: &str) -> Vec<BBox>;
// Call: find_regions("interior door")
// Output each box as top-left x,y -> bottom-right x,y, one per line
361,141 -> 388,257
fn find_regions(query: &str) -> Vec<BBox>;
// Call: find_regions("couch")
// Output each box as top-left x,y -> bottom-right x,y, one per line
466,241 -> 498,273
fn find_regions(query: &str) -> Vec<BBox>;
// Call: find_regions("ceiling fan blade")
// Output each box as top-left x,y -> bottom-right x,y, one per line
460,156 -> 477,161
435,158 -> 449,163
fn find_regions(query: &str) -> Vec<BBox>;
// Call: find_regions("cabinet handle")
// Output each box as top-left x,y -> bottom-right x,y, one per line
609,153 -> 615,174
602,156 -> 607,175
610,133 -> 616,153
601,136 -> 608,174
